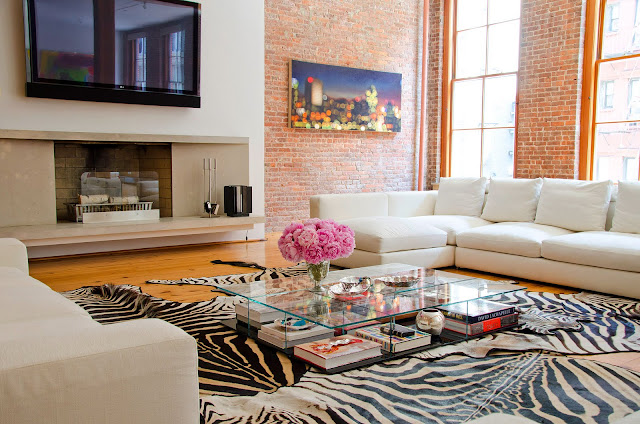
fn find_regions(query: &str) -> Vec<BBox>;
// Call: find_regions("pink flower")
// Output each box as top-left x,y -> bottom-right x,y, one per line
316,228 -> 334,245
335,232 -> 356,256
284,222 -> 304,234
303,218 -> 322,228
278,219 -> 355,263
292,228 -> 303,240
297,227 -> 319,248
280,241 -> 302,262
278,232 -> 294,248
323,241 -> 342,260
302,245 -> 325,264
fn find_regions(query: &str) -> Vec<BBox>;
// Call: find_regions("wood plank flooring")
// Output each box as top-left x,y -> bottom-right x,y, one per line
28,233 -> 639,372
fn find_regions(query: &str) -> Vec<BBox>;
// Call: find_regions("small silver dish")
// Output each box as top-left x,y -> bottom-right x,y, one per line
377,276 -> 419,288
329,277 -> 372,297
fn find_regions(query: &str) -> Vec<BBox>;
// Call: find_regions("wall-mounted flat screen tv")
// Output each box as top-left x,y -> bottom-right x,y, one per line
23,0 -> 201,108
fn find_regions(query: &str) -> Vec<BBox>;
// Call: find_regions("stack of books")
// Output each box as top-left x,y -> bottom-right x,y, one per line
294,335 -> 382,371
438,299 -> 518,336
355,323 -> 432,353
257,322 -> 334,349
235,302 -> 285,329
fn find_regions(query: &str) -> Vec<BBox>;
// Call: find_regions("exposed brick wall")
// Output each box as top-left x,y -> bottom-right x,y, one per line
425,0 -> 586,184
425,0 -> 444,189
516,0 -> 584,179
264,0 -> 421,232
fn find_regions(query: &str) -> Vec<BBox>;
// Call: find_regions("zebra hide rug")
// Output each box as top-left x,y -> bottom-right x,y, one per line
61,267 -> 640,423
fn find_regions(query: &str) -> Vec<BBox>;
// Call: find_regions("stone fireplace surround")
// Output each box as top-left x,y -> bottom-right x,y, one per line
0,130 -> 264,258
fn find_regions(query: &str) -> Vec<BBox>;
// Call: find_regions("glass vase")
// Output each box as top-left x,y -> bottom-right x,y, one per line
306,260 -> 330,293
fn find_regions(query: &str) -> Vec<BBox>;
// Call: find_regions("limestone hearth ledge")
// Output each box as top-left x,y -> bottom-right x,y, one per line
0,216 -> 265,247
0,129 -> 249,144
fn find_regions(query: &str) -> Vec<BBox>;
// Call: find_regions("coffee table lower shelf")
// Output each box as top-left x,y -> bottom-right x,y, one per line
228,318 -> 518,374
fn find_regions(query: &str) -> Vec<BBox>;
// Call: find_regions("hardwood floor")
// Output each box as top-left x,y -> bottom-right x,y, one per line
29,233 -> 639,372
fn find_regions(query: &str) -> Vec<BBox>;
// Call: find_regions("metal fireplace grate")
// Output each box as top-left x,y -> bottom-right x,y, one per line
68,202 -> 154,223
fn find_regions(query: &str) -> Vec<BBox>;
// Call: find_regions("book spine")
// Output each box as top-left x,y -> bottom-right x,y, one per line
440,306 -> 515,324
354,331 -> 390,351
445,314 -> 518,336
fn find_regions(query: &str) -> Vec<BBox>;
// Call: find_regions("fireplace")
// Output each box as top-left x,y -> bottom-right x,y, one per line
54,142 -> 172,222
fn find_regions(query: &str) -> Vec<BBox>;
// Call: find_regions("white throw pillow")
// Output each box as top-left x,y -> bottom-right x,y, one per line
481,178 -> 543,222
611,181 -> 640,234
434,177 -> 487,216
534,178 -> 613,232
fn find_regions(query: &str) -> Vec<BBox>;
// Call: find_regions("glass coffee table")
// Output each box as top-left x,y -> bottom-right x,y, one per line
215,263 -> 525,373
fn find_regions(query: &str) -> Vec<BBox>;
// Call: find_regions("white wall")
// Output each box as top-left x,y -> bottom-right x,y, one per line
0,0 -> 265,240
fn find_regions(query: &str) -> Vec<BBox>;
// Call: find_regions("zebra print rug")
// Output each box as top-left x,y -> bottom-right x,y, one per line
61,267 -> 640,423
200,351 -> 640,424
145,262 -> 309,286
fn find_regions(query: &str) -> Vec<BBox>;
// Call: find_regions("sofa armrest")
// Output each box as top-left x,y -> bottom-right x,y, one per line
310,193 -> 389,221
0,318 -> 199,424
0,238 -> 29,275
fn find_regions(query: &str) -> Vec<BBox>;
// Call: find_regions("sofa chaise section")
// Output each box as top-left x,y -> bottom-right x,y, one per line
311,191 -> 456,269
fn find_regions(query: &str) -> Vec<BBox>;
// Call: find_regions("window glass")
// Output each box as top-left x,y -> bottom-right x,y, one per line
487,20 -> 520,74
483,74 -> 517,127
452,79 -> 483,129
456,28 -> 487,78
594,122 -> 640,180
488,0 -> 521,24
451,130 -> 481,177
482,129 -> 515,178
457,0 -> 487,31
602,0 -> 640,58
629,78 -> 640,119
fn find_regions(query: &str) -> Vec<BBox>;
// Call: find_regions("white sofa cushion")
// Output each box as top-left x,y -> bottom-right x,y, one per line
310,193 -> 388,221
0,283 -> 91,324
481,178 -> 542,222
534,178 -> 613,231
340,217 -> 447,254
0,316 -> 99,343
611,181 -> 640,234
541,231 -> 640,273
457,222 -> 574,258
434,177 -> 488,216
411,215 -> 492,245
387,191 -> 438,217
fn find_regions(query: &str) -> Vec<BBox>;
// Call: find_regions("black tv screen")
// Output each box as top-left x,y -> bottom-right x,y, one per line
23,0 -> 201,107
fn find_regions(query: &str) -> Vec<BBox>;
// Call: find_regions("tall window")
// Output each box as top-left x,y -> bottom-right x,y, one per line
134,37 -> 147,89
168,30 -> 185,91
443,0 -> 521,178
588,0 -> 640,181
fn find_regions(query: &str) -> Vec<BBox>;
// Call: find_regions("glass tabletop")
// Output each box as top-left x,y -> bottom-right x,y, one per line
215,264 -> 524,329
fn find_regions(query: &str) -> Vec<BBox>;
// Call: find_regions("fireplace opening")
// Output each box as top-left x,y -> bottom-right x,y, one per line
54,142 -> 172,222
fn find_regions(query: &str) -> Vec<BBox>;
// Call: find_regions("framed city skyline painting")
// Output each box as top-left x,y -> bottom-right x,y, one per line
289,60 -> 402,132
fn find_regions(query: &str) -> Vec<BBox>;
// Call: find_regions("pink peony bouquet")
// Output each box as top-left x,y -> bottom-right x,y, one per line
278,218 -> 356,264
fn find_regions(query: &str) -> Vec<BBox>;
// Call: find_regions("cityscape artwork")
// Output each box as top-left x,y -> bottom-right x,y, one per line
289,60 -> 402,132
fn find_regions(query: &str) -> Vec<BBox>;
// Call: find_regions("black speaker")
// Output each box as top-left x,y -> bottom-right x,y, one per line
224,185 -> 252,217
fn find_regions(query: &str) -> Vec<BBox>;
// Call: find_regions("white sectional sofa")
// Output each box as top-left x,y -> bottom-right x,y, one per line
311,178 -> 640,299
0,238 -> 200,424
